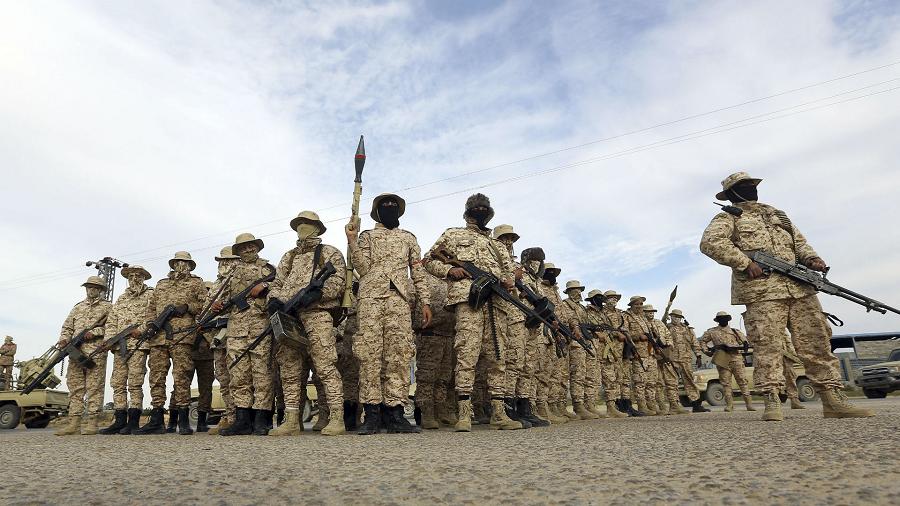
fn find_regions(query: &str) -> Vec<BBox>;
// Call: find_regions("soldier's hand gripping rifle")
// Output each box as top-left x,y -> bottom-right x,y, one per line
514,279 -> 567,358
88,323 -> 141,360
342,135 -> 366,310
123,304 -> 178,362
230,262 -> 337,369
21,315 -> 107,395
749,250 -> 900,315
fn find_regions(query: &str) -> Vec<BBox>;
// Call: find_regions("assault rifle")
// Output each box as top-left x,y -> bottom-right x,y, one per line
21,315 -> 107,395
749,250 -> 900,315
230,262 -> 337,369
514,279 -> 567,358
434,250 -> 594,357
123,304 -> 178,361
88,323 -> 141,360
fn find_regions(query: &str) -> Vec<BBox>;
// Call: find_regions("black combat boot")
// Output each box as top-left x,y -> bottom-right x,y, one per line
166,408 -> 179,433
518,398 -> 549,427
266,410 -> 274,430
119,408 -> 142,435
99,409 -> 127,435
505,398 -> 531,429
624,399 -> 645,417
343,400 -> 359,431
196,411 -> 209,432
177,407 -> 193,435
357,403 -> 381,435
388,405 -> 421,433
220,407 -> 253,436
253,409 -> 271,436
134,407 -> 166,435
691,400 -> 711,413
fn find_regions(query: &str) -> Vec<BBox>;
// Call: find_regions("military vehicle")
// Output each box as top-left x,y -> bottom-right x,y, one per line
0,348 -> 69,429
855,348 -> 900,398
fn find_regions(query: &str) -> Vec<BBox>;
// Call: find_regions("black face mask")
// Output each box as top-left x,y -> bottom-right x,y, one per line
377,204 -> 400,229
727,182 -> 758,203
468,209 -> 491,228
715,317 -> 731,327
589,296 -> 605,307
543,273 -> 557,284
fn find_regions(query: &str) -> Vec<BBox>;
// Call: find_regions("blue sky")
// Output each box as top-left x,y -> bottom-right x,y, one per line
1,0 -> 900,375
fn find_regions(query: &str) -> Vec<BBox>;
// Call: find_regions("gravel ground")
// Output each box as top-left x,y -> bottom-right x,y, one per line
2,398 -> 898,505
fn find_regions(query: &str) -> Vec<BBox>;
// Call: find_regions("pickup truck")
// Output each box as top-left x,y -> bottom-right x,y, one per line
855,348 -> 900,399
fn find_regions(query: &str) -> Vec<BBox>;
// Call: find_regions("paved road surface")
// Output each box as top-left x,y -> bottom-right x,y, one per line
2,398 -> 898,505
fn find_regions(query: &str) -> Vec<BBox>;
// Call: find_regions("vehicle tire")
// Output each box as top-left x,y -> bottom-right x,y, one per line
796,378 -> 817,402
0,404 -> 22,430
403,402 -> 415,420
863,388 -> 888,399
189,401 -> 199,428
25,414 -> 51,429
705,382 -> 726,406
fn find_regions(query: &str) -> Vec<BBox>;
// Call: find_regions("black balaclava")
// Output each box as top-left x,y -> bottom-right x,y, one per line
715,316 -> 731,327
376,199 -> 401,229
543,271 -> 558,285
727,181 -> 758,203
469,208 -> 491,229
589,295 -> 605,307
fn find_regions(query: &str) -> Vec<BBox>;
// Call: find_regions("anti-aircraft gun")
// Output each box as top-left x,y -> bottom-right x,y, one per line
0,346 -> 69,430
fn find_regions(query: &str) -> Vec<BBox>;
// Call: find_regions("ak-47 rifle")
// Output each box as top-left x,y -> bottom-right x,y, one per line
749,250 -> 900,315
123,304 -> 178,361
21,315 -> 107,395
342,135 -> 366,309
88,323 -> 141,360
514,279 -> 568,358
434,250 -> 594,357
230,262 -> 337,369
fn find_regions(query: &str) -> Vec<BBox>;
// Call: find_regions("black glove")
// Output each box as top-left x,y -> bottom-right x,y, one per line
266,298 -> 285,314
743,341 -> 750,352
174,304 -> 189,316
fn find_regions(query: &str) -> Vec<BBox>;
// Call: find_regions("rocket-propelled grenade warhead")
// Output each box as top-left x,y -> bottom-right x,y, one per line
354,135 -> 366,183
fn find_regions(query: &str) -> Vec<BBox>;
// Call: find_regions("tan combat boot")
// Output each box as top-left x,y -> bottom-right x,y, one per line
724,394 -> 734,413
560,402 -> 578,420
585,395 -> 606,418
573,402 -> 599,420
489,399 -> 523,430
312,404 -> 330,432
531,400 -> 551,424
669,398 -> 689,415
820,389 -> 875,419
606,400 -> 627,418
320,406 -> 345,436
436,400 -> 458,426
418,401 -> 440,430
54,415 -> 82,436
762,392 -> 784,421
656,396 -> 670,416
209,414 -> 231,435
455,399 -> 473,432
81,415 -> 99,435
638,399 -> 657,416
542,401 -> 566,424
270,409 -> 302,436
789,397 -> 806,410
743,395 -> 756,411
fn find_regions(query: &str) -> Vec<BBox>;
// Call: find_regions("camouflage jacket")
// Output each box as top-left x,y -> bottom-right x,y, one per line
699,325 -> 749,353
585,305 -> 621,360
700,201 -> 819,304
106,284 -> 154,352
149,272 -> 206,346
0,343 -> 16,366
221,258 -> 275,338
350,223 -> 430,306
666,322 -> 701,362
270,238 -> 347,312
647,318 -> 673,358
60,297 -> 111,353
425,224 -> 515,309
559,297 -> 589,348
413,273 -> 455,337
624,308 -> 653,357
537,281 -> 564,345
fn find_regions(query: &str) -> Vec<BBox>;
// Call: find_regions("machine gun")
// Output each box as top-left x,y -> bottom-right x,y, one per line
230,262 -> 337,369
433,250 -> 594,357
514,279 -> 567,358
123,305 -> 178,361
21,315 -> 107,395
88,323 -> 141,360
749,250 -> 900,315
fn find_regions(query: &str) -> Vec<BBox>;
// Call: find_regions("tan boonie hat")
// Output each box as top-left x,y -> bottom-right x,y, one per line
4,335 -> 12,342
716,171 -> 762,200
233,232 -> 265,252
628,295 -> 646,306
670,309 -> 684,317
715,311 -> 731,319
289,210 -> 327,235
82,275 -> 107,289
215,246 -> 239,261
492,224 -> 520,242
643,305 -> 657,312
587,289 -> 603,299
564,280 -> 585,292
370,193 -> 406,221
121,265 -> 151,280
543,262 -> 561,275
168,251 -> 196,271
603,290 -> 621,299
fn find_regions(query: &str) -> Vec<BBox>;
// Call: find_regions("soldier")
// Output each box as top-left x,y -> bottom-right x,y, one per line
208,246 -> 239,435
519,248 -> 556,425
0,336 -> 16,389
425,193 -> 522,431
623,296 -> 658,415
643,305 -> 686,415
559,280 -> 598,420
666,309 -> 710,413
54,276 -> 111,436
414,272 -> 458,429
699,312 -> 755,413
584,291 -> 626,418
601,290 -> 642,417
135,252 -> 206,436
781,330 -> 806,410
345,193 -> 431,434
700,171 -> 872,420
539,263 -> 574,422
269,211 -> 347,436
336,285 -> 361,431
99,265 -> 153,435
209,234 -> 275,436
192,298 -> 217,433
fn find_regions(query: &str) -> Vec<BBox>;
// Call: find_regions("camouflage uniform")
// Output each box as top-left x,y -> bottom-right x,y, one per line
192,336 -> 215,413
0,338 -> 16,389
60,295 -> 111,416
624,301 -> 658,414
338,301 -> 360,404
600,298 -> 629,405
781,331 -> 803,404
414,273 -> 457,427
558,284 -> 595,419
106,283 -> 153,410
586,304 -> 623,403
666,316 -> 702,402
699,325 -> 752,406
646,310 -> 679,413
538,277 -> 574,420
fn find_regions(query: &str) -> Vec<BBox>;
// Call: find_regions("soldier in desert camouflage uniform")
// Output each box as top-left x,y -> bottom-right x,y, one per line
601,290 -> 643,417
538,264 -> 574,422
624,296 -> 658,416
666,309 -> 709,413
780,330 -> 806,410
99,265 -> 153,435
207,247 -> 238,435
699,312 -> 755,413
584,290 -> 626,418
0,336 -> 15,389
54,276 -> 111,436
558,280 -> 598,420
520,249 -> 557,425
643,305 -> 685,415
414,272 -> 457,429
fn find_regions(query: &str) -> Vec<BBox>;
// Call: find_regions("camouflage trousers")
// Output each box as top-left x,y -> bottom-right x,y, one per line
213,347 -> 234,417
226,333 -> 273,411
599,356 -> 623,401
502,319 -> 527,398
657,360 -> 680,405
149,344 -> 193,408
621,357 -> 640,400
534,341 -> 555,403
639,356 -> 659,406
110,349 -> 147,410
673,361 -> 700,402
415,332 -> 455,405
714,354 -> 751,399
551,349 -> 569,402
0,365 -> 12,388
453,302 -> 508,397
193,359 -> 214,412
276,310 -> 343,411
338,332 -> 359,403
515,326 -> 542,399
66,345 -> 107,416
568,343 -> 586,402
355,293 -> 415,406
783,358 -> 800,399
583,345 -> 600,402
744,295 -> 842,393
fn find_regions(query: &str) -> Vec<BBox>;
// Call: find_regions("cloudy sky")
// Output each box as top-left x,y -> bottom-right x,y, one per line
2,1 -> 900,390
